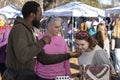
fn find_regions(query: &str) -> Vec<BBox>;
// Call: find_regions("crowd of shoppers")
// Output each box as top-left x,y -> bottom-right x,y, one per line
0,1 -> 120,80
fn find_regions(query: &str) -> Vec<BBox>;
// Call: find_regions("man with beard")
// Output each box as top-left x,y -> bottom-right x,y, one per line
2,1 -> 81,80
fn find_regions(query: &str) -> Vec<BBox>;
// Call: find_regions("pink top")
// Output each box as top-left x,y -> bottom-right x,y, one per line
34,34 -> 71,79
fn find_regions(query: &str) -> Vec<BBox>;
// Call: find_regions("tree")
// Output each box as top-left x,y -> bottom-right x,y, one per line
80,0 -> 102,8
0,0 -> 102,11
43,0 -> 70,11
0,0 -> 43,9
43,0 -> 102,11
43,0 -> 56,11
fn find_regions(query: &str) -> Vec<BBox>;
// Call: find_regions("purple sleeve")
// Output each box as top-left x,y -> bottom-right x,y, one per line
0,27 -> 11,48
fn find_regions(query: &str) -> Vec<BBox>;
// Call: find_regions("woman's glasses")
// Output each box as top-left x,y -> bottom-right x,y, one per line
46,15 -> 63,28
47,15 -> 55,23
47,15 -> 58,24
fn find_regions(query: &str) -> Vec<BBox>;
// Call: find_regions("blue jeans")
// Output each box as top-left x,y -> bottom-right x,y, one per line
115,48 -> 120,73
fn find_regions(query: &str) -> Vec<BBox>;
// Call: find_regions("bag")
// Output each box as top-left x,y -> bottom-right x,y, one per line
80,64 -> 111,80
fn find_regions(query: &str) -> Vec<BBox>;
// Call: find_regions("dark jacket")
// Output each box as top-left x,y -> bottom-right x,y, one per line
2,16 -> 70,80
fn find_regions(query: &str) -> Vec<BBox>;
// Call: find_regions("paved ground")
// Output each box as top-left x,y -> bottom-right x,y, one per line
70,58 -> 79,78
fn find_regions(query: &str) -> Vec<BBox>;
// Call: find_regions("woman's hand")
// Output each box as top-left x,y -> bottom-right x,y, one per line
68,49 -> 82,58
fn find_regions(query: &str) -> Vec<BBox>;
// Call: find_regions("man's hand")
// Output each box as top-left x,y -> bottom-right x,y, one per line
42,35 -> 51,44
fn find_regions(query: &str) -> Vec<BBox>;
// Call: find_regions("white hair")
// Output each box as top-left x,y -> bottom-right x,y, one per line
46,16 -> 62,27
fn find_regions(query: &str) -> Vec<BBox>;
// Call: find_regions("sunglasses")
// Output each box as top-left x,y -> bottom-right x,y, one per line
75,31 -> 89,38
47,15 -> 59,24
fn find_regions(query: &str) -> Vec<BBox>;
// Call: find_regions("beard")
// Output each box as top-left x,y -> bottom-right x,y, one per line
32,17 -> 40,29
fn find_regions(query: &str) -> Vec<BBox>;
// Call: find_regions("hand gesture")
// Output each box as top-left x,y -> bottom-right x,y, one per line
42,35 -> 51,44
68,49 -> 82,58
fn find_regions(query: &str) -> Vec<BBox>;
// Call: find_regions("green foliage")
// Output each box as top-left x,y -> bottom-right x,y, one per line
80,0 -> 102,8
56,0 -> 102,9
0,0 -> 102,10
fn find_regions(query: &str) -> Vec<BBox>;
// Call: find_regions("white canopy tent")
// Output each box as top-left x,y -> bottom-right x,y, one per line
105,6 -> 120,16
0,4 -> 22,19
43,1 -> 105,17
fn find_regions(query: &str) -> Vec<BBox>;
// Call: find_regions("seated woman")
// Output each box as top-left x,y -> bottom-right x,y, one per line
74,31 -> 116,78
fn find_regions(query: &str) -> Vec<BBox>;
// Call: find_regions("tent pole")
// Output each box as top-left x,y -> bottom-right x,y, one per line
71,17 -> 75,52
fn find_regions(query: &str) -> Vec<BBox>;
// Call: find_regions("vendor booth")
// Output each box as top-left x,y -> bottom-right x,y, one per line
43,1 -> 105,17
0,4 -> 22,19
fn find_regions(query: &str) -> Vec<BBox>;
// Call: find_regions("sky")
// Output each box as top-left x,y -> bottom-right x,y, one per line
99,0 -> 112,5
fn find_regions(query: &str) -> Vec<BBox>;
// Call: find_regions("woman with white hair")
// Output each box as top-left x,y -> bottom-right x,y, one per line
34,16 -> 72,80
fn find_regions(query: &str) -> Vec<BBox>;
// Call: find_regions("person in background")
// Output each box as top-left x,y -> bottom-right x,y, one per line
108,20 -> 116,66
0,14 -> 11,78
78,17 -> 89,32
108,19 -> 115,40
89,20 -> 98,35
66,18 -> 72,48
93,21 -> 110,59
74,30 -> 116,77
111,18 -> 120,75
104,17 -> 111,31
85,18 -> 92,30
35,16 -> 72,80
2,1 -> 81,80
